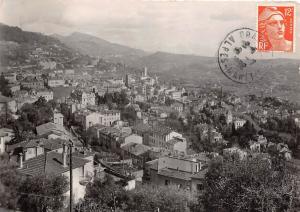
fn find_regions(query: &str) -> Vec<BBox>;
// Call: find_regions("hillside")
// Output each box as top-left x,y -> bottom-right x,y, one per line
0,23 -> 84,68
52,32 -> 148,63
132,51 -> 300,103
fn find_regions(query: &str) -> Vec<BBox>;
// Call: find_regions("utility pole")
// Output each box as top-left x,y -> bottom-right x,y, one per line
69,140 -> 74,212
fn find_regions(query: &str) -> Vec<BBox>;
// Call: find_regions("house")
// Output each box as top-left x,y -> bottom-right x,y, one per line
223,146 -> 248,160
171,102 -> 184,113
36,89 -> 53,101
71,90 -> 95,106
148,155 -> 209,193
132,123 -> 151,145
148,125 -> 183,148
47,77 -> 65,87
54,112 -> 64,126
165,136 -> 187,155
18,146 -> 95,203
0,95 -> 17,114
0,128 -> 14,154
36,122 -> 70,140
121,142 -> 151,167
121,134 -> 143,147
21,76 -> 44,90
233,118 -> 246,129
74,109 -> 121,130
6,138 -> 69,161
90,125 -> 124,152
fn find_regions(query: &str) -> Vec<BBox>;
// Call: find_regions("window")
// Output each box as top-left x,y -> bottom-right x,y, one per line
197,184 -> 204,191
165,180 -> 170,185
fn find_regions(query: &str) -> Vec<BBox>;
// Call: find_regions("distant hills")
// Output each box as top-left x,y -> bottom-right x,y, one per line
52,32 -> 148,63
0,23 -> 299,103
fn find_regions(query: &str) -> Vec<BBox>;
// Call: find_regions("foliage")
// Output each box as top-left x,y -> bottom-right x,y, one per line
83,174 -> 128,210
202,156 -> 298,212
121,106 -> 138,125
97,91 -> 129,109
18,174 -> 68,212
0,74 -> 12,97
0,154 -> 23,210
126,184 -> 196,212
261,117 -> 300,135
13,97 -> 54,141
82,174 -> 196,212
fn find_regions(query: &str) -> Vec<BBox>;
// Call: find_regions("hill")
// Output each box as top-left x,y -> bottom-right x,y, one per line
0,23 -> 86,68
52,32 -> 148,63
132,51 -> 300,103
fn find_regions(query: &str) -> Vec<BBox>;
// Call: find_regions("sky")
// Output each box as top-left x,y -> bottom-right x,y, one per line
0,0 -> 299,58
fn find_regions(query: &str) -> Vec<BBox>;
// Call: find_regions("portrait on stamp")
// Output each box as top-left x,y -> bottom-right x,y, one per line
258,5 -> 295,52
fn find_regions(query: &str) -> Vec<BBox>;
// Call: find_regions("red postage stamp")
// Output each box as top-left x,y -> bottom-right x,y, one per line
257,5 -> 295,52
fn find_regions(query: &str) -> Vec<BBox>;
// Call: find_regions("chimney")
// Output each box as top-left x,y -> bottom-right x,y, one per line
19,153 -> 23,169
62,143 -> 67,167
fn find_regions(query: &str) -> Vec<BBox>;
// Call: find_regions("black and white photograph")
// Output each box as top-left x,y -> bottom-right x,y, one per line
0,0 -> 299,211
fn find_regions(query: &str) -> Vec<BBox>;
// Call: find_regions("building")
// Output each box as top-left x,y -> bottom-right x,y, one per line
75,109 -> 121,130
71,90 -> 96,106
0,95 -> 17,114
0,128 -> 14,154
90,125 -> 124,152
54,112 -> 64,126
171,102 -> 184,113
21,76 -> 44,90
233,118 -> 246,129
121,142 -> 151,167
18,146 -> 95,203
148,125 -> 183,148
170,91 -> 182,101
148,156 -> 209,193
2,72 -> 17,83
121,134 -> 143,147
36,90 -> 54,101
47,77 -> 65,87
36,122 -> 70,140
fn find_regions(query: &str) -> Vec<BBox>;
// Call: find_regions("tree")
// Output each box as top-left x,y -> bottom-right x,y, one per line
0,154 -> 22,210
121,106 -> 137,125
83,174 -> 128,210
0,74 -> 12,97
126,184 -> 196,212
18,174 -> 68,212
202,156 -> 298,212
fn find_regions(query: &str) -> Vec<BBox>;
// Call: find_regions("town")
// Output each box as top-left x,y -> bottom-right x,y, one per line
0,6 -> 300,212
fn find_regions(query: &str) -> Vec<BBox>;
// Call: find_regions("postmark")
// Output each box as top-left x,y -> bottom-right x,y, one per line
257,5 -> 295,52
218,28 -> 265,84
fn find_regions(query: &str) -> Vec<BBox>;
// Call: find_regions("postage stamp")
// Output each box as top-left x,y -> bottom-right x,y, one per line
257,5 -> 295,52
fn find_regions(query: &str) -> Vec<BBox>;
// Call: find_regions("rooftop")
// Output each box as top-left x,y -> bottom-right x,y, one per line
121,142 -> 151,156
18,151 -> 90,176
158,167 -> 207,181
36,122 -> 68,136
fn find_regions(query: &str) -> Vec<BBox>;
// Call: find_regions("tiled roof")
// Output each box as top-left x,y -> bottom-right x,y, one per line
158,168 -> 192,181
18,152 -> 90,176
158,168 -> 207,181
36,122 -> 67,136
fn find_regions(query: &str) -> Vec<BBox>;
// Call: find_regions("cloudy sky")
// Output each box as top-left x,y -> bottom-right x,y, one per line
0,0 -> 299,58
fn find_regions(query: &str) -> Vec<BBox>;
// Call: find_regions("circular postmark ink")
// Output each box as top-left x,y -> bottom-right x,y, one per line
218,28 -> 270,84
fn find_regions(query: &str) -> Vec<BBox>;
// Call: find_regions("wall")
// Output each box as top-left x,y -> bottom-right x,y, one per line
122,134 -> 143,147
173,139 -> 187,154
158,157 -> 200,173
